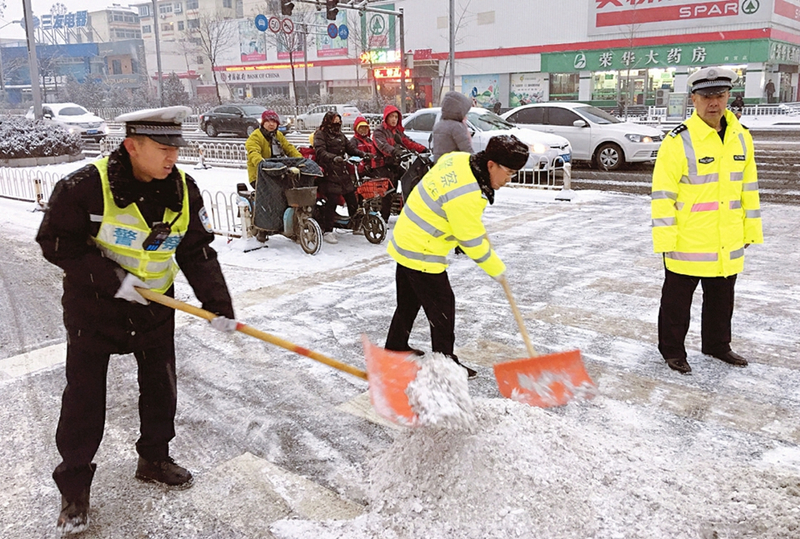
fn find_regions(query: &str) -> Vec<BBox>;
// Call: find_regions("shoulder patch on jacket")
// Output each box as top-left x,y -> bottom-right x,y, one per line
698,156 -> 715,164
668,124 -> 687,138
199,207 -> 213,233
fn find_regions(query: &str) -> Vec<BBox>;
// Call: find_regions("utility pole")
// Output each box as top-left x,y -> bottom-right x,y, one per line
399,7 -> 406,113
22,0 -> 42,118
152,0 -> 164,106
449,0 -> 455,92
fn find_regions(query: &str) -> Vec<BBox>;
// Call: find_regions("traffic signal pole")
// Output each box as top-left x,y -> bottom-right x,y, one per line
291,0 -> 407,111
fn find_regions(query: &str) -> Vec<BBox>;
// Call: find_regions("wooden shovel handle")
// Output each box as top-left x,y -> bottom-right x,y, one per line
497,275 -> 538,358
136,288 -> 368,380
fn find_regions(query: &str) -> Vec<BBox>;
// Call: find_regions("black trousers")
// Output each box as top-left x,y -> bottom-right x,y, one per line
657,267 -> 737,360
52,340 -> 177,500
385,264 -> 456,356
319,183 -> 357,233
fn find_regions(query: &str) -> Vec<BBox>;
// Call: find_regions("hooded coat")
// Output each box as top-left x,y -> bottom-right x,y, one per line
373,105 -> 427,164
432,91 -> 473,163
350,116 -> 385,176
245,126 -> 301,185
313,111 -> 365,195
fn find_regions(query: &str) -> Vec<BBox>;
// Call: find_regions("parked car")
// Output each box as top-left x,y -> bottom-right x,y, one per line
402,107 -> 572,173
501,102 -> 664,170
295,104 -> 362,130
199,104 -> 271,137
25,103 -> 108,142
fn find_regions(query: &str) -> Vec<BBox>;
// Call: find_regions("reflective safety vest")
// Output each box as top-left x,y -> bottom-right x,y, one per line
387,152 -> 505,277
92,157 -> 190,293
651,110 -> 763,277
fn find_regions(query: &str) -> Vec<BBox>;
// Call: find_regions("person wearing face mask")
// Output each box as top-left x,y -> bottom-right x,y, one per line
384,134 -> 529,379
313,111 -> 366,243
245,110 -> 301,188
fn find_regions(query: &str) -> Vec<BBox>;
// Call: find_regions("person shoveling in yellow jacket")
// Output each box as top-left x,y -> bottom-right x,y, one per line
385,134 -> 529,379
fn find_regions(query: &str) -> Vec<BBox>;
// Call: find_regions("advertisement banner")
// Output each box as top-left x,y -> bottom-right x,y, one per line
462,74 -> 500,109
239,20 -> 266,62
360,4 -> 395,50
277,35 -> 304,61
316,11 -> 348,58
589,0 -> 773,36
509,73 -> 549,106
543,39 -> 770,72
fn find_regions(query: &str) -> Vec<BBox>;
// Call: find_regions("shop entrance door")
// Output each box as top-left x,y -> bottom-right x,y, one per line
618,74 -> 647,112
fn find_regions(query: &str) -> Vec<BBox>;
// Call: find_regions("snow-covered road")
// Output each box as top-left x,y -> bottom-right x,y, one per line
0,159 -> 798,538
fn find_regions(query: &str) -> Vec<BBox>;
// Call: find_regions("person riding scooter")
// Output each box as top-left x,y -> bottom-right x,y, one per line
246,110 -> 301,188
313,111 -> 366,244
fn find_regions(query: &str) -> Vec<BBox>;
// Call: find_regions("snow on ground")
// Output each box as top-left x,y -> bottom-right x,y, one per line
2,157 -> 800,538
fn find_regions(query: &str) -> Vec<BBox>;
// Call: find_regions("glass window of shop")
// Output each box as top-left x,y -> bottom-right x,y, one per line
648,68 -> 675,93
592,71 -> 618,102
549,73 -> 579,101
686,65 -> 746,93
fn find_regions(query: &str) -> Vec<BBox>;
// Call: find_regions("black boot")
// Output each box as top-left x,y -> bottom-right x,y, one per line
448,354 -> 477,379
665,357 -> 692,374
54,462 -> 96,535
135,457 -> 193,489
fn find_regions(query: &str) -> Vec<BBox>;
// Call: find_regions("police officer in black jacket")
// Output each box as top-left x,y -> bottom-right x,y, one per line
36,106 -> 237,535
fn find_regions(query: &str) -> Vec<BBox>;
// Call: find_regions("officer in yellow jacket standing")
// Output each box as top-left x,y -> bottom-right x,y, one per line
651,67 -> 763,374
37,106 -> 237,534
385,135 -> 529,379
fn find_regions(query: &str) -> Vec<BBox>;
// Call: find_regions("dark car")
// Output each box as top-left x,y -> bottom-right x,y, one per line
199,104 -> 269,137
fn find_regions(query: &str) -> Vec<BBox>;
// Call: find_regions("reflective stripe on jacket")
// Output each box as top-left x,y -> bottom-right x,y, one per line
387,152 -> 505,277
92,157 -> 191,293
651,109 -> 763,277
245,129 -> 301,185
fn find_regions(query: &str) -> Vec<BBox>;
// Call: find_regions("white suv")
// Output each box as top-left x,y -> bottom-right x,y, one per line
295,104 -> 362,130
26,103 -> 108,142
502,102 -> 664,170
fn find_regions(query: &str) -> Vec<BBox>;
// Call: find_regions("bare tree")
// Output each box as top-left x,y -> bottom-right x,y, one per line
185,10 -> 237,104
261,2 -> 316,109
437,0 -> 472,102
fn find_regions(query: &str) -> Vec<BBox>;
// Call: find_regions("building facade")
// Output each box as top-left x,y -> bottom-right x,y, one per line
125,0 -> 800,107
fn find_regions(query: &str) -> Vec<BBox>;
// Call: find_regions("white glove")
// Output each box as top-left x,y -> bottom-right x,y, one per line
210,316 -> 238,332
114,273 -> 149,305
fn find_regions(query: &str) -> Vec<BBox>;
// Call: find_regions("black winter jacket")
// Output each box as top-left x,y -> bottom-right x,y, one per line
313,126 -> 365,195
36,145 -> 234,354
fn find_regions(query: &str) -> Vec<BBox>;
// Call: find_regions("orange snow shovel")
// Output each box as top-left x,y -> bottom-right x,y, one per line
492,276 -> 596,408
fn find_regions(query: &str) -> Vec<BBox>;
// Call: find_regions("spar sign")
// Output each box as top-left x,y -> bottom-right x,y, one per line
589,0 -> 770,36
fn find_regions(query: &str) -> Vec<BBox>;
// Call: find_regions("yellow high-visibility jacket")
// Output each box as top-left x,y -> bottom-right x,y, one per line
651,109 -> 763,277
92,157 -> 190,293
387,152 -> 506,277
246,128 -> 301,185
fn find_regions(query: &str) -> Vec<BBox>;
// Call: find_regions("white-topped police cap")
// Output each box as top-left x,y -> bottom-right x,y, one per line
115,105 -> 191,147
687,67 -> 738,96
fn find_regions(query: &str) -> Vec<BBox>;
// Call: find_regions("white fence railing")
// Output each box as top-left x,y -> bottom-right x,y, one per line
2,160 -> 566,236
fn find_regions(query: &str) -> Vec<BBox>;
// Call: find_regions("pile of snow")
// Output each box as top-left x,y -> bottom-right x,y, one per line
406,353 -> 475,430
271,397 -> 800,539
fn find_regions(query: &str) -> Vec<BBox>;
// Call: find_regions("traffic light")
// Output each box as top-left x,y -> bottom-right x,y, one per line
280,0 -> 294,16
325,0 -> 339,20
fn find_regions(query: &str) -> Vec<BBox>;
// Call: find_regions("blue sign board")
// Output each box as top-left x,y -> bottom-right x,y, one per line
254,14 -> 268,32
327,23 -> 338,39
338,24 -> 349,40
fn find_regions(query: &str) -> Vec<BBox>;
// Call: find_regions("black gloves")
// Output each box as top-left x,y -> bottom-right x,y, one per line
333,155 -> 344,164
392,147 -> 405,159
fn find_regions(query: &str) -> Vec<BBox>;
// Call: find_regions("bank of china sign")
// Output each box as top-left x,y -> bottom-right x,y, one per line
589,0 -> 767,36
